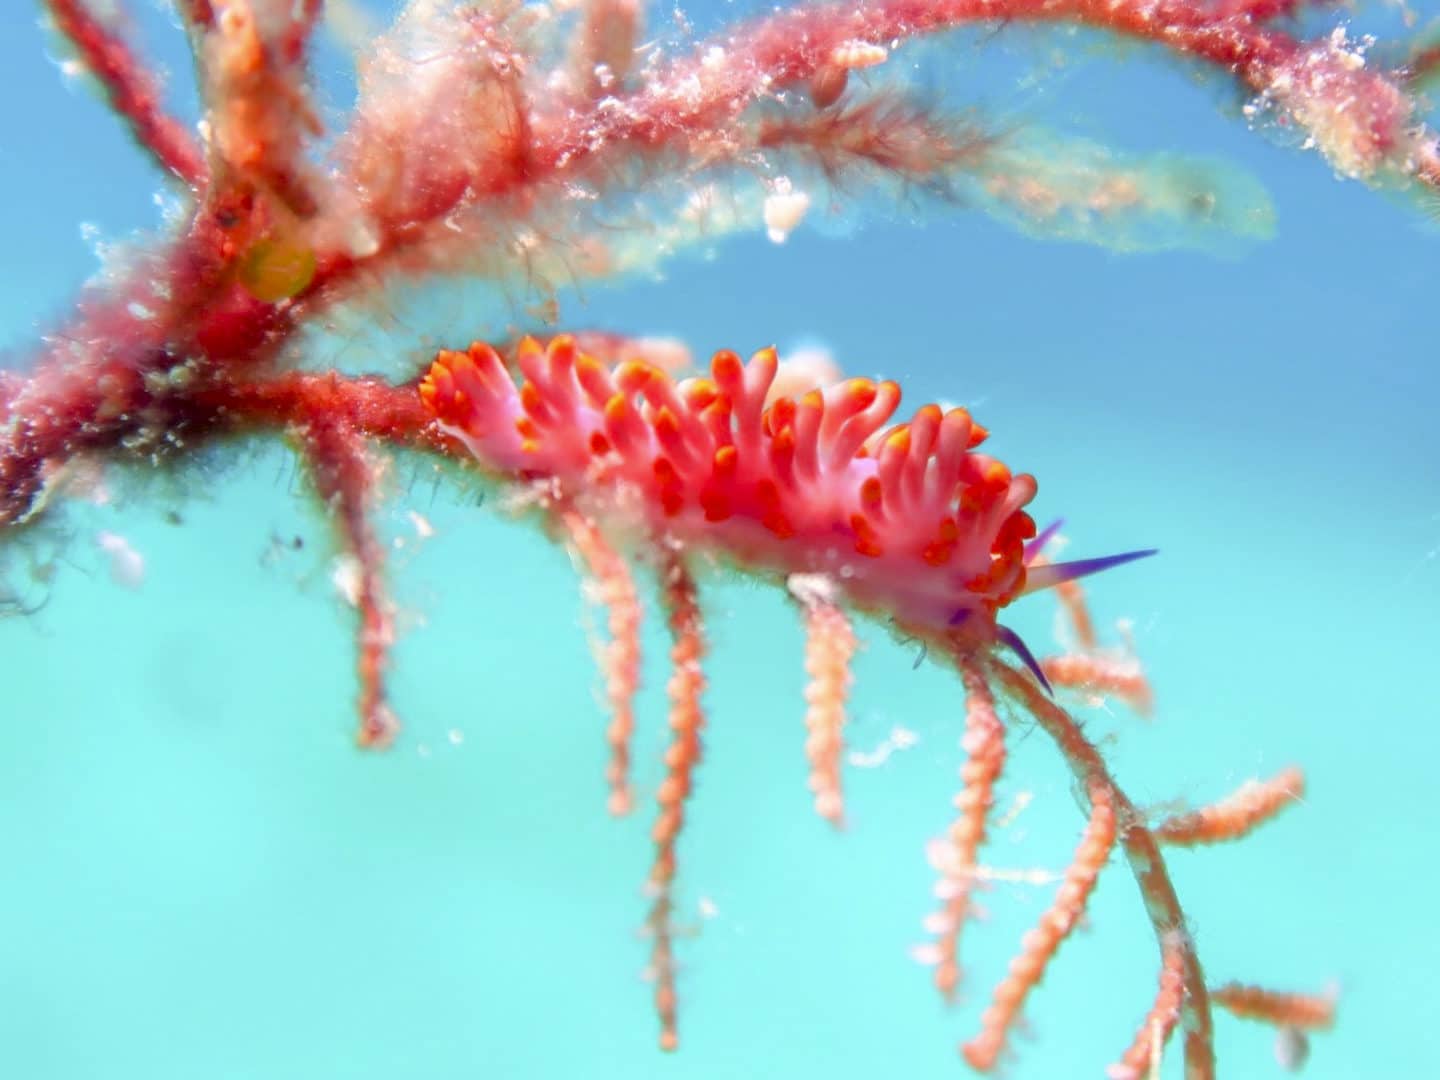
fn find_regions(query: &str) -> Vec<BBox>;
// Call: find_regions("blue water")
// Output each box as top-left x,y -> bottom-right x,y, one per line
2,3 -> 1437,1078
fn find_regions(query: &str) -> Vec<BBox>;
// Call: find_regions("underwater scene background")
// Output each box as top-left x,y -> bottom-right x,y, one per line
1,2 -> 1437,1078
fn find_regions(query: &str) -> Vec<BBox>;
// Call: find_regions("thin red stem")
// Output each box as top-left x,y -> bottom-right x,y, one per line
44,0 -> 207,187
300,417 -> 397,747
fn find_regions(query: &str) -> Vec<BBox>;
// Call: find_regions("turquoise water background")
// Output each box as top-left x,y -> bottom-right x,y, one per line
3,3 -> 1438,1078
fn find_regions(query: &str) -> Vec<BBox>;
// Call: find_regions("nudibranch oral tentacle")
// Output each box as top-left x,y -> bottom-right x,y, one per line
420,335 -> 1142,641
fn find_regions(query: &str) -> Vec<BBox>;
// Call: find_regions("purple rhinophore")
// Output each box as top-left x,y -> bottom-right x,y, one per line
1024,518 -> 1064,564
1023,548 -> 1158,593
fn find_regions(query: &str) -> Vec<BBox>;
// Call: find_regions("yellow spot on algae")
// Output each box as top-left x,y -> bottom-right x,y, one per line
238,237 -> 316,303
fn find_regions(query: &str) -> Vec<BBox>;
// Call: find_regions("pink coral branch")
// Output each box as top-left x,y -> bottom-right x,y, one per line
557,506 -> 644,816
1054,577 -> 1098,651
987,659 -> 1216,1078
1109,942 -> 1185,1080
755,94 -> 995,183
1210,981 -> 1337,1030
44,0 -> 207,187
1034,568 -> 1154,716
962,778 -> 1118,1070
791,574 -> 857,826
189,0 -> 326,218
300,418 -> 397,748
929,657 -> 1007,1002
1041,653 -> 1155,716
1407,39 -> 1440,88
529,0 -> 1439,194
1155,766 -> 1306,847
647,551 -> 708,1053
1207,0 -> 1316,20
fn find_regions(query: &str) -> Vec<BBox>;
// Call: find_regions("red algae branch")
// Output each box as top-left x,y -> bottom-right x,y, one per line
45,0 -> 208,187
15,0 -> 1437,530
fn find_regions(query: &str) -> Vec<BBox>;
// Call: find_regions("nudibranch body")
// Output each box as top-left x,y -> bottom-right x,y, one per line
419,336 -> 1129,645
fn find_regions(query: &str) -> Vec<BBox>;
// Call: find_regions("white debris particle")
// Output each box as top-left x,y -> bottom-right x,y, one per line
95,530 -> 145,590
831,40 -> 888,70
332,553 -> 363,606
343,217 -> 381,259
767,345 -> 841,404
763,176 -> 809,244
910,942 -> 942,967
786,571 -> 836,607
848,724 -> 919,768
1274,1026 -> 1309,1071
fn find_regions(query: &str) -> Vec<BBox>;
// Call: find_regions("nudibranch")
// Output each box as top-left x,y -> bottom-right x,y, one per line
415,337 -> 1232,1069
419,335 -> 1148,666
